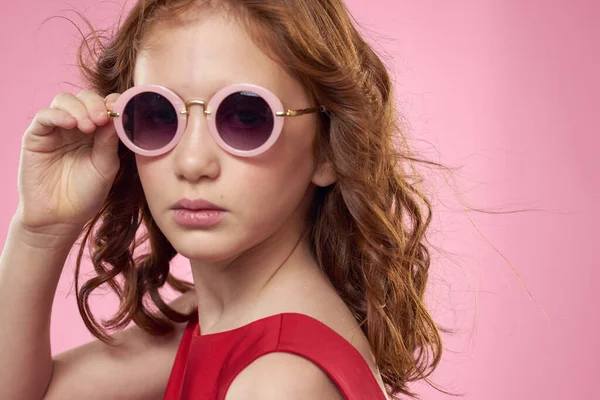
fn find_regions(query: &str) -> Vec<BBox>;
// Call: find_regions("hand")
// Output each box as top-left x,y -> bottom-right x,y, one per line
15,89 -> 122,239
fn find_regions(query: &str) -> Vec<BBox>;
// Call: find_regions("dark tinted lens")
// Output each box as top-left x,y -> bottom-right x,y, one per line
215,91 -> 274,151
123,92 -> 178,151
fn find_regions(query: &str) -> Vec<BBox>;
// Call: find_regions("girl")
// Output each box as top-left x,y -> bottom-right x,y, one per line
0,0 -> 445,399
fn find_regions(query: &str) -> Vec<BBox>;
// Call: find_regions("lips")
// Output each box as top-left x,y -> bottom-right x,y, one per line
171,198 -> 226,211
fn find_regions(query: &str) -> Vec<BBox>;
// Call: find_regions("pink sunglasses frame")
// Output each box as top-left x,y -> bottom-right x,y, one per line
106,83 -> 326,157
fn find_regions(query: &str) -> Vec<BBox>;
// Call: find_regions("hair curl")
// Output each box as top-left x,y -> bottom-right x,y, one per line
60,0 -> 462,398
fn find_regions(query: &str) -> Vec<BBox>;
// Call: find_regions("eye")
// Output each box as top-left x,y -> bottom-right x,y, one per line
229,108 -> 270,126
141,108 -> 177,124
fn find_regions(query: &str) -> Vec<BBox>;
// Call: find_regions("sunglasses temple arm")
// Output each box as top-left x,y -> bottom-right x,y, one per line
277,105 -> 327,117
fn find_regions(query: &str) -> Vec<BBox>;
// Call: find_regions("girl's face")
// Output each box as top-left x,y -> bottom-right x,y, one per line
133,10 -> 333,262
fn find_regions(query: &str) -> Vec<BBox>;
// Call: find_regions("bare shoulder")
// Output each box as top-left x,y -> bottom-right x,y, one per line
237,266 -> 388,398
225,352 -> 345,400
43,290 -> 196,400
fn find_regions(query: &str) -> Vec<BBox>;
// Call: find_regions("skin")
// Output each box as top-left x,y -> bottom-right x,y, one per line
2,7 -> 387,399
133,9 -> 336,334
132,7 -> 389,398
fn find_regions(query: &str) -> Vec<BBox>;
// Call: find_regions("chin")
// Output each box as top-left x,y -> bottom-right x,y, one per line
165,229 -> 245,263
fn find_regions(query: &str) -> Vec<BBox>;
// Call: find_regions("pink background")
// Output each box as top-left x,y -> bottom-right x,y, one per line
1,0 -> 598,398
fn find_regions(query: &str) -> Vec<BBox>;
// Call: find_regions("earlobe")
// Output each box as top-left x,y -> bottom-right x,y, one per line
311,161 -> 336,187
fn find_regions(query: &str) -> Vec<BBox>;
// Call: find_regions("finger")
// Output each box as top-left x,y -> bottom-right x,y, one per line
50,92 -> 97,134
76,89 -> 110,127
91,119 -> 121,180
103,93 -> 121,116
26,108 -> 78,137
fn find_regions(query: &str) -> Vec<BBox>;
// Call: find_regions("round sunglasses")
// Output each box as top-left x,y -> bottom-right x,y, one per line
106,83 -> 327,157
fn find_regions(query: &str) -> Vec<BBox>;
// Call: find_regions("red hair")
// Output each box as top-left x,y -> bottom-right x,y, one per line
55,0 -> 469,397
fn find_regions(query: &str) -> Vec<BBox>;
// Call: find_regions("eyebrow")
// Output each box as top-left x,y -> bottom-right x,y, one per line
133,74 -> 297,111
143,79 -> 289,104
137,79 -> 230,101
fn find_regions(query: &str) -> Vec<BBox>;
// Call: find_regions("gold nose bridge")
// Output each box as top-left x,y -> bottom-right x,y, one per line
181,99 -> 212,115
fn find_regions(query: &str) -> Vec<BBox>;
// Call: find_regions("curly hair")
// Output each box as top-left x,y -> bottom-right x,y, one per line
57,0 -> 460,398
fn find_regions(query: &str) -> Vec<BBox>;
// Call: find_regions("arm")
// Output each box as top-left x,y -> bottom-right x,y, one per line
225,352 -> 345,400
0,217 -> 79,400
0,216 -> 196,400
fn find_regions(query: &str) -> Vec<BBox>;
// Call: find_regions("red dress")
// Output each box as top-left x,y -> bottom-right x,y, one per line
163,310 -> 387,399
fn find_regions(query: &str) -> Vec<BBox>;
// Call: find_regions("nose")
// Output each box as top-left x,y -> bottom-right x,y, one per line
171,103 -> 221,182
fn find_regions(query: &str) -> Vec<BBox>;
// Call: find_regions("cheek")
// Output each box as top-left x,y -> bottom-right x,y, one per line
235,143 -> 315,221
135,158 -> 167,208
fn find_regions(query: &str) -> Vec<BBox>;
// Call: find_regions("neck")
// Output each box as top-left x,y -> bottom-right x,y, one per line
188,221 -> 316,333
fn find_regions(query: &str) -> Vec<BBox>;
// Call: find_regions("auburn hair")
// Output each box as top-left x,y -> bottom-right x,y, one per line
59,0 -> 460,397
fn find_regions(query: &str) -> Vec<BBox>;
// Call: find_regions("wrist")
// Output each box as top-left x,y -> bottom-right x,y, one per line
6,215 -> 83,253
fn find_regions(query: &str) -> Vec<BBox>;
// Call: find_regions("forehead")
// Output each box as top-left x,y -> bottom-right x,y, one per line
133,10 -> 295,101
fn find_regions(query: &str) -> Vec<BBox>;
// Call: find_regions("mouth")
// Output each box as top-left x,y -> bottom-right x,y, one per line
170,198 -> 226,211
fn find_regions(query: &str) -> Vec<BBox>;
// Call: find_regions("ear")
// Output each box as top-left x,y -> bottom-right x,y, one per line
311,159 -> 336,187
